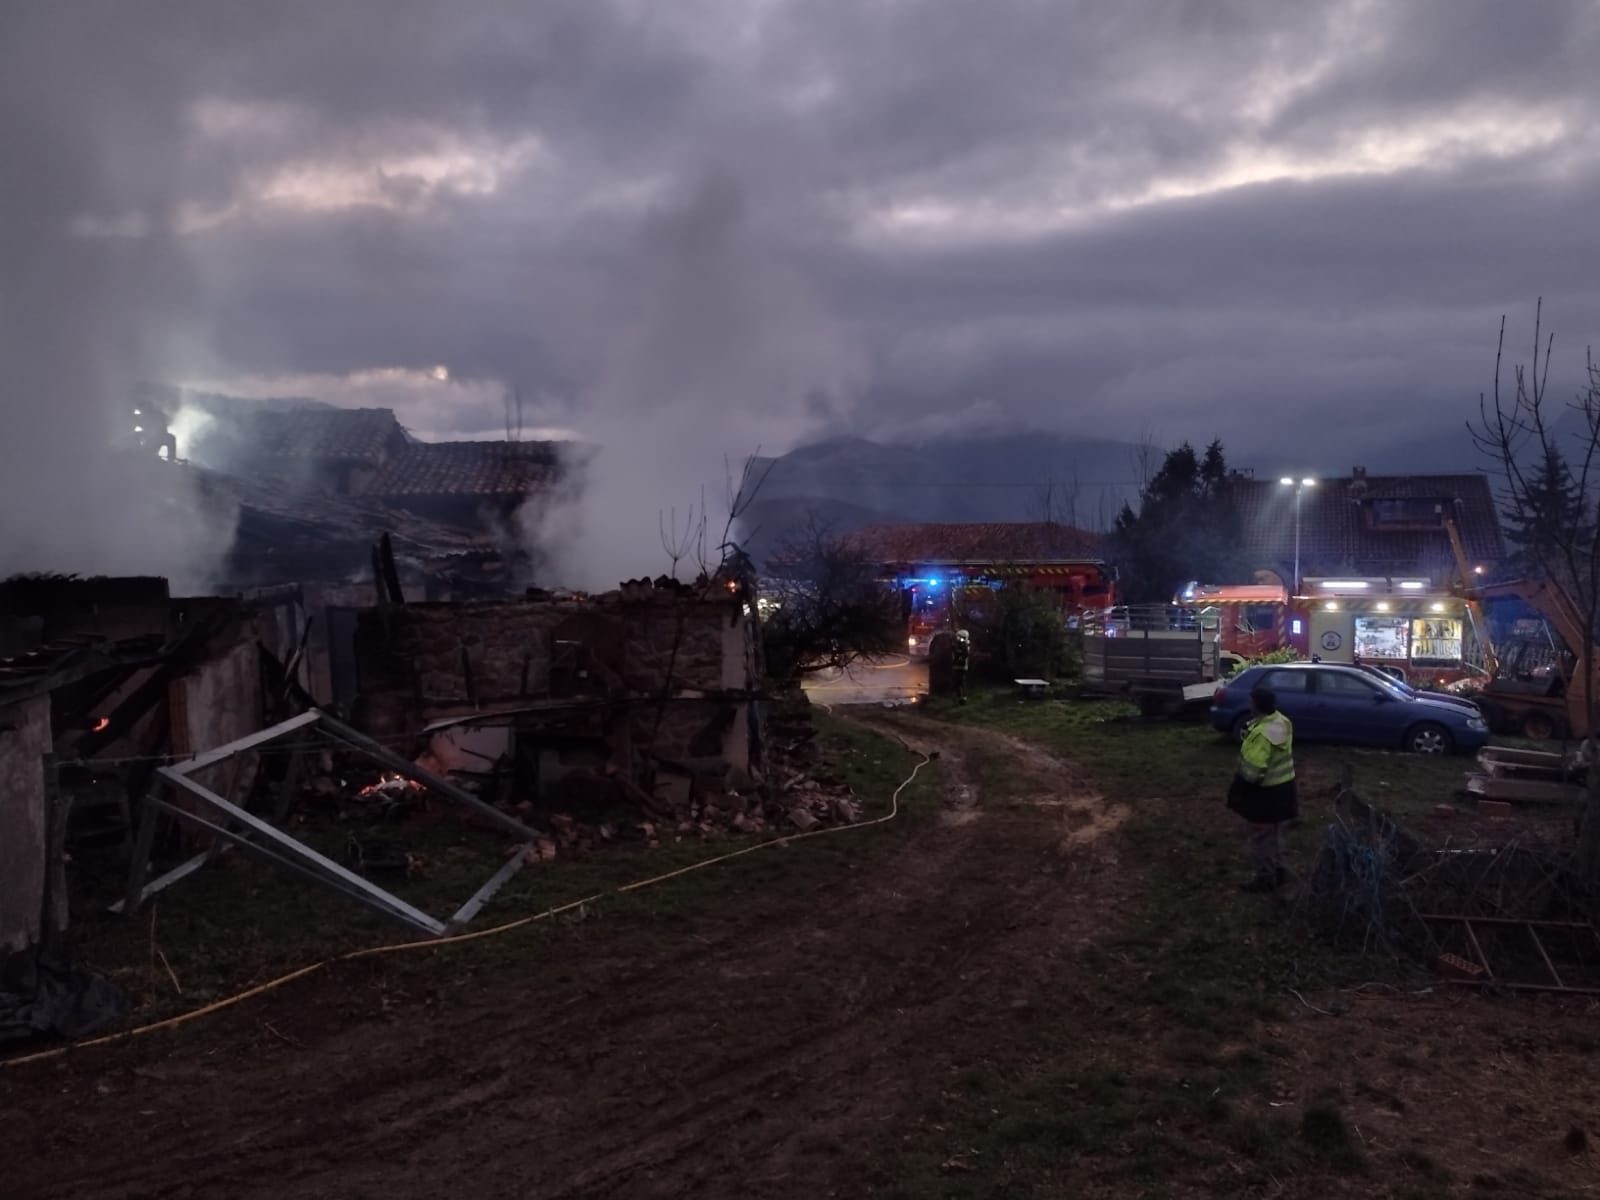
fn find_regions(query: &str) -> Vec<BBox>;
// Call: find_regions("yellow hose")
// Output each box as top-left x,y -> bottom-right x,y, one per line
3,753 -> 932,1069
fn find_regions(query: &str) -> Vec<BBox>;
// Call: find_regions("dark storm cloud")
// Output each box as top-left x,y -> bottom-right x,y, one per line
5,0 -> 1600,578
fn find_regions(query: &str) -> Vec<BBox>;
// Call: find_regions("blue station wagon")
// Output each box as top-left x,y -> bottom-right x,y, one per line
1211,662 -> 1490,755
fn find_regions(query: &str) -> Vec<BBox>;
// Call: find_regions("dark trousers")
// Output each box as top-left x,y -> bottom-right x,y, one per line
1245,821 -> 1282,881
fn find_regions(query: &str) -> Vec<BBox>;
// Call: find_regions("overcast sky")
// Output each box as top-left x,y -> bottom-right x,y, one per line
6,0 -> 1600,482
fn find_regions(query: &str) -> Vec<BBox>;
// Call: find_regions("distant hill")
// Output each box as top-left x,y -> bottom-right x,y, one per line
740,433 -> 1147,564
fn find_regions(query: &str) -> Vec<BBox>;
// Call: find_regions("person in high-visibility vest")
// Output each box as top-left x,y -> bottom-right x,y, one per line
1226,686 -> 1297,893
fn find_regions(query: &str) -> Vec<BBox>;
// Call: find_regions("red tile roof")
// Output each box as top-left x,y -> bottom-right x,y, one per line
849,522 -> 1104,564
244,407 -> 405,465
366,441 -> 562,498
1232,473 -> 1503,580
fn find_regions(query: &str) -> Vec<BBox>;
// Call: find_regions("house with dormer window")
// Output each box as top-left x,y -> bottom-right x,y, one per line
1232,467 -> 1504,589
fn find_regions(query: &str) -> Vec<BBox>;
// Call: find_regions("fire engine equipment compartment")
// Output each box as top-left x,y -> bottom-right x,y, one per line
1289,578 -> 1475,684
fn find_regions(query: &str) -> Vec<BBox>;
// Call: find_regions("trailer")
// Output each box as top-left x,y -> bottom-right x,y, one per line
1081,605 -> 1233,715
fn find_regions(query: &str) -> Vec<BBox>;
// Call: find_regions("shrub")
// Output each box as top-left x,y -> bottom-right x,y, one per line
1229,647 -> 1298,675
953,585 -> 1071,680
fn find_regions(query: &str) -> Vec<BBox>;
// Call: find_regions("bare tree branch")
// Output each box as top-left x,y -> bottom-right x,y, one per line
760,512 -> 902,684
1470,300 -> 1600,880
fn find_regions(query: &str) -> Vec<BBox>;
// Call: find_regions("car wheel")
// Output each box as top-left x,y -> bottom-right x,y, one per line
1406,722 -> 1452,755
1522,711 -> 1558,741
1231,713 -> 1252,743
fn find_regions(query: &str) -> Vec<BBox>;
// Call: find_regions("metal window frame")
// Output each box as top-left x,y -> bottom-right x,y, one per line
113,708 -> 538,935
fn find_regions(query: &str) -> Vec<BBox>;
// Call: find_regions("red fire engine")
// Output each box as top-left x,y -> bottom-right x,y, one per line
1173,582 -> 1288,661
1175,578 -> 1481,686
904,562 -> 1115,657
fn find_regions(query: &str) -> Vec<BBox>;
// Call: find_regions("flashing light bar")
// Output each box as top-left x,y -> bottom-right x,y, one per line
1319,580 -> 1369,590
1398,581 -> 1426,590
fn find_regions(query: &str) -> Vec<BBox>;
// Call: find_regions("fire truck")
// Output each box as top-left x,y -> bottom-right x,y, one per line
902,562 -> 1114,657
1172,577 -> 1482,687
1172,582 -> 1288,661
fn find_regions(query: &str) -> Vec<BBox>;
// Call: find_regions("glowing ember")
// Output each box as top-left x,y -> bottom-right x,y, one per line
358,773 -> 423,797
93,717 -> 110,733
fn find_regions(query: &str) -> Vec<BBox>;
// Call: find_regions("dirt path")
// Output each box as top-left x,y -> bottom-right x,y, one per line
2,713 -> 1120,1200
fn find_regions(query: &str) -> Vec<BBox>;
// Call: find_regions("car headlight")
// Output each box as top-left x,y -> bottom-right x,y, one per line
1466,717 -> 1487,731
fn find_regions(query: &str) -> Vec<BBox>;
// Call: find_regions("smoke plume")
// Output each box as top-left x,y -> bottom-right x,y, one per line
522,170 -> 864,592
0,7 -> 237,592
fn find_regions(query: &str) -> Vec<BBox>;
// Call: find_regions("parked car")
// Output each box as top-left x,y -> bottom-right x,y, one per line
1211,661 -> 1490,755
1351,663 -> 1481,712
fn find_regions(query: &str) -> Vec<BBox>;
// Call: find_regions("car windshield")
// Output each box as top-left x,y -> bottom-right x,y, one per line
1356,665 -> 1416,697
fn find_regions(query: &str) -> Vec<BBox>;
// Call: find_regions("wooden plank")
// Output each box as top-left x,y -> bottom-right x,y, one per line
39,753 -> 69,952
1478,746 -> 1568,768
121,798 -> 162,919
1464,775 -> 1584,804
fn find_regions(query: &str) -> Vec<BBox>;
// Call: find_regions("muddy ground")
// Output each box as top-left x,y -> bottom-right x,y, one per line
1,714 -> 1127,1199
3,709 -> 1597,1199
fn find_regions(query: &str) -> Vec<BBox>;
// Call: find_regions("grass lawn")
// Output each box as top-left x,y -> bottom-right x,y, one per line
861,689 -> 1597,1199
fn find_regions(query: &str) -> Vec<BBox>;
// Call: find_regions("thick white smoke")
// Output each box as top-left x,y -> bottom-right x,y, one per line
522,171 -> 864,592
0,7 -> 237,592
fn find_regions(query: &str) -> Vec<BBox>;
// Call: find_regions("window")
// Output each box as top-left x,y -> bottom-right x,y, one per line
1354,616 -> 1408,659
1364,498 -> 1446,529
1260,669 -> 1312,693
1242,604 -> 1279,633
1411,618 -> 1462,665
1317,670 -> 1382,698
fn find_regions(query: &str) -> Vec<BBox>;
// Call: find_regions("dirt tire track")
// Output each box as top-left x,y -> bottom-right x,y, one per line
2,711 -> 1123,1200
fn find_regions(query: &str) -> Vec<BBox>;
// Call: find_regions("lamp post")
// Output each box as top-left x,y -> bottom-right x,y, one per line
1278,477 -> 1317,593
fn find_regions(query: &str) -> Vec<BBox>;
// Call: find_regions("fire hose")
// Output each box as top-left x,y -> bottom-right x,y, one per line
3,748 -> 935,1070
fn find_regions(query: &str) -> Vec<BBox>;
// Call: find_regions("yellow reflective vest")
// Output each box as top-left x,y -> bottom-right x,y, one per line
1236,712 -> 1295,788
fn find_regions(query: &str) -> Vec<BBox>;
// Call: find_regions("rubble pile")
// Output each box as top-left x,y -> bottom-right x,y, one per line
506,713 -> 861,861
277,699 -> 857,868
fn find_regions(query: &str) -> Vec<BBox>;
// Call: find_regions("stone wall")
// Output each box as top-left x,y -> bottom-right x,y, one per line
0,696 -> 51,953
356,596 -> 742,707
354,591 -> 763,781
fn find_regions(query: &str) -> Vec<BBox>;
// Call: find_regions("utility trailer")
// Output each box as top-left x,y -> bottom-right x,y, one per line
1081,605 -> 1237,716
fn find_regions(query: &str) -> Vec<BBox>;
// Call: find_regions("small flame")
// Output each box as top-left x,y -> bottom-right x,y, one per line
358,772 -> 422,797
93,717 -> 110,733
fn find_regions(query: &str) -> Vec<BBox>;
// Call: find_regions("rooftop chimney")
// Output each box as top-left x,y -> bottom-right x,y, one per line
1351,466 -> 1368,494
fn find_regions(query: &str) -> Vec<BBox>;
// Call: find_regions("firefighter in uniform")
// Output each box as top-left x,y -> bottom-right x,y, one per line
134,398 -> 177,461
1226,687 -> 1297,893
950,629 -> 971,702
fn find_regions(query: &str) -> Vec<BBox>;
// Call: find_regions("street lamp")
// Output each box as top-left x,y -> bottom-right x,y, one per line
1278,477 -> 1317,593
